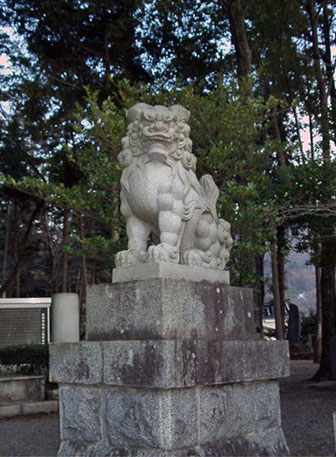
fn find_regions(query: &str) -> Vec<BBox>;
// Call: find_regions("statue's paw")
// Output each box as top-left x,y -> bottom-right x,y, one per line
115,249 -> 146,267
218,219 -> 233,249
147,243 -> 178,263
182,249 -> 205,268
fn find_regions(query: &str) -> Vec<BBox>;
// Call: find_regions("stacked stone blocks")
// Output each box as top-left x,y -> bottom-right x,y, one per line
50,275 -> 290,456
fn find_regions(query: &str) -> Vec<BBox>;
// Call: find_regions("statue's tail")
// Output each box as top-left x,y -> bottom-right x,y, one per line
200,174 -> 219,219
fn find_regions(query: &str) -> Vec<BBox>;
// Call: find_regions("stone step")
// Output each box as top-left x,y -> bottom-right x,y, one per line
0,400 -> 58,419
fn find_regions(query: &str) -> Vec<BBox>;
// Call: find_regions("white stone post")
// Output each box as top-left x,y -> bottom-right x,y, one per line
52,293 -> 80,342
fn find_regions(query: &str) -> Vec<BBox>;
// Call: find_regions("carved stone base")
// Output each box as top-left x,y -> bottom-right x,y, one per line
50,277 -> 290,456
52,375 -> 288,456
86,278 -> 254,341
58,428 -> 288,457
112,262 -> 230,284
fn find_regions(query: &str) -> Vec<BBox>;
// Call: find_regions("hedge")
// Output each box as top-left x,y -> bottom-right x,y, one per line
0,344 -> 49,375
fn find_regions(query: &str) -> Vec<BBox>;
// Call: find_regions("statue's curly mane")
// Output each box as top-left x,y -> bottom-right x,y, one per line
117,103 -> 197,173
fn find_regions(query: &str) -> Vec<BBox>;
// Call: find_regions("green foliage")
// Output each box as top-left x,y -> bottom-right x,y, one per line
71,81 -> 288,286
2,78 -> 290,286
0,344 -> 49,375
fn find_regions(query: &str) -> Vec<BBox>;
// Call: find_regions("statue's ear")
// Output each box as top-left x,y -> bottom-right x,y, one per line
127,103 -> 149,123
170,105 -> 190,122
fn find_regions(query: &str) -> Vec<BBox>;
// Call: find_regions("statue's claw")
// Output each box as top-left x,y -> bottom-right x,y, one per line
181,249 -> 204,268
147,243 -> 178,263
115,249 -> 146,268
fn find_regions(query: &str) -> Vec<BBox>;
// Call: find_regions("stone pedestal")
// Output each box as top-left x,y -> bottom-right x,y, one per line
50,267 -> 290,456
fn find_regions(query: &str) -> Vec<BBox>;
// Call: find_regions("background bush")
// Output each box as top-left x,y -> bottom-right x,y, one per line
0,344 -> 49,375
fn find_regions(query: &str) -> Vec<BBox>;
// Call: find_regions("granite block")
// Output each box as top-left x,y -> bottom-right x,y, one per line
103,340 -> 198,388
112,263 -> 229,284
50,342 -> 103,384
59,386 -> 102,442
51,340 -> 289,388
199,383 -> 256,443
103,339 -> 288,388
57,442 -> 196,457
86,279 -> 254,341
197,340 -> 290,385
105,388 -> 197,450
200,427 -> 289,456
255,381 -> 281,429
58,430 -> 289,457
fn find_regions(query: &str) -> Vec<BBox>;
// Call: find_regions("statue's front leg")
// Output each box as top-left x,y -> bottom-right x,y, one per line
115,216 -> 150,267
147,194 -> 184,263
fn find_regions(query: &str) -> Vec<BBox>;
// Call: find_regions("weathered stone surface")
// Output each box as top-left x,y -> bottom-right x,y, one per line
57,441 -> 193,457
51,339 -> 288,387
55,375 -> 289,454
200,427 -> 289,456
103,339 -> 289,388
86,280 -> 254,341
113,263 -> 229,284
50,342 -> 102,384
105,388 -> 197,450
57,427 -> 289,456
0,375 -> 45,403
254,381 -> 281,430
59,386 -> 102,442
57,440 -> 89,457
197,340 -> 290,386
103,340 -> 198,388
199,383 -> 256,443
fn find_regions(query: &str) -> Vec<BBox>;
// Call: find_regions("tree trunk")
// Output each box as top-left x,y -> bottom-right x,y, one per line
308,109 -> 315,160
315,266 -> 322,363
2,203 -> 11,296
0,202 -> 44,297
306,0 -> 330,160
254,254 -> 265,338
306,0 -> 336,380
13,203 -> 21,297
322,2 -> 336,141
292,105 -> 305,164
312,235 -> 336,380
224,0 -> 253,97
61,206 -> 69,293
277,225 -> 286,336
271,236 -> 284,340
78,214 -> 88,337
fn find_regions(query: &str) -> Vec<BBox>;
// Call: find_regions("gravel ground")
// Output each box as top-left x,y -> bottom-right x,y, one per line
0,361 -> 335,457
281,360 -> 336,457
0,413 -> 59,456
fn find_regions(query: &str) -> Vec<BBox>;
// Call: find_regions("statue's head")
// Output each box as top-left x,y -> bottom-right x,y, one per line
118,103 -> 196,171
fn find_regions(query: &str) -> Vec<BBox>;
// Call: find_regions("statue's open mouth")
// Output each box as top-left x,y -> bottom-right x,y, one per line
143,133 -> 172,142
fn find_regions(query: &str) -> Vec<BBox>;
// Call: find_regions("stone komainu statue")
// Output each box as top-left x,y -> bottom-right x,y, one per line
115,103 -> 233,270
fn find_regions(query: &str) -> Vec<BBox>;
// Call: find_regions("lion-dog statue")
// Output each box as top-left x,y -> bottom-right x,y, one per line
115,103 -> 233,270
